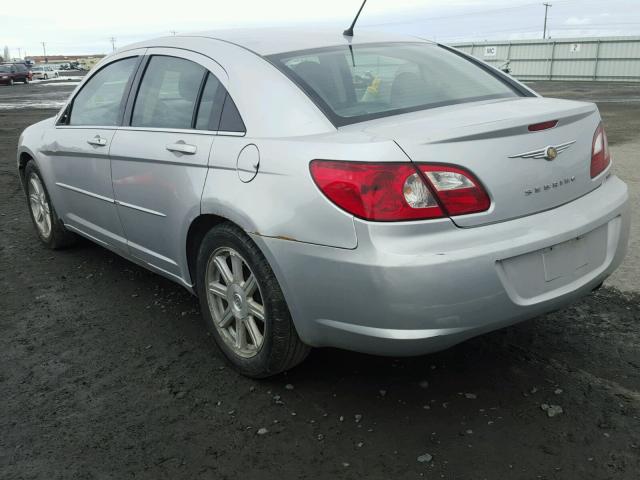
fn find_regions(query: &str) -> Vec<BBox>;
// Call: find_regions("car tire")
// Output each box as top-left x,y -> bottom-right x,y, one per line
196,222 -> 310,378
24,77 -> 29,84
44,74 -> 48,80
24,160 -> 77,249
9,78 -> 14,86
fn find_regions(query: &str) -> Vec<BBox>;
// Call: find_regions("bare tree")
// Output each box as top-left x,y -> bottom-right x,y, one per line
3,46 -> 9,62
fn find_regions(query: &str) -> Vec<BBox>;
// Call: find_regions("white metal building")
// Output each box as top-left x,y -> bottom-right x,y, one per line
451,36 -> 640,82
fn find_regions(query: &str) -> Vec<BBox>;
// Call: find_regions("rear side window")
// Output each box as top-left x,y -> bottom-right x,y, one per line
219,94 -> 246,133
132,56 -> 206,129
269,42 -> 520,126
69,57 -> 139,126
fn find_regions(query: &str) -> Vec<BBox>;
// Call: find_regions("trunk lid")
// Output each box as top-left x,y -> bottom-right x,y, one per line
344,97 -> 602,227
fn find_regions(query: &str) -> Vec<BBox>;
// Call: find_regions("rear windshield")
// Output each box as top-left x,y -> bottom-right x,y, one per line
269,42 -> 520,126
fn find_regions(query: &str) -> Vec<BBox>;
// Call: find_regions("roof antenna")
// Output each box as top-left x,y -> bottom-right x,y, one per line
343,0 -> 368,37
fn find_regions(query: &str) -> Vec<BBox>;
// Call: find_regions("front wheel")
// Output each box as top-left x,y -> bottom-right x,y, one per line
24,160 -> 77,249
196,223 -> 310,377
8,78 -> 14,86
24,77 -> 30,84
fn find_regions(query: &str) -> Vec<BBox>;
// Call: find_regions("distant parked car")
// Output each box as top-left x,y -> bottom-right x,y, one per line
0,63 -> 31,85
31,65 -> 59,80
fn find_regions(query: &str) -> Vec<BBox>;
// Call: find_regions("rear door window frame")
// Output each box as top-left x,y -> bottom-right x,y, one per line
122,51 -> 246,136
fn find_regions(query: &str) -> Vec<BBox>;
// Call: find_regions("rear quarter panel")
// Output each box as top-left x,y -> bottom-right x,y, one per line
202,132 -> 411,249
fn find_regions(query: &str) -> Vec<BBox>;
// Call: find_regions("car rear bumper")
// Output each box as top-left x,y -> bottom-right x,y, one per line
252,175 -> 630,356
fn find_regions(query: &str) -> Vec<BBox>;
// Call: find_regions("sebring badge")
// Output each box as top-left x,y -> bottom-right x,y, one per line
509,140 -> 575,161
524,176 -> 576,196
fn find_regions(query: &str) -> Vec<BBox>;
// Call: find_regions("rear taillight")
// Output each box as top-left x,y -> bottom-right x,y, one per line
591,123 -> 611,178
418,165 -> 491,216
309,160 -> 490,222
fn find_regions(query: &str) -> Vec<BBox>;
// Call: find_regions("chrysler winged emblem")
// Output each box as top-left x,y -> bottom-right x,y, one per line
509,141 -> 575,161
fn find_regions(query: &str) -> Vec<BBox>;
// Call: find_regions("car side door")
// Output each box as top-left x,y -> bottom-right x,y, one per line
41,51 -> 144,252
15,64 -> 25,82
109,49 -> 228,284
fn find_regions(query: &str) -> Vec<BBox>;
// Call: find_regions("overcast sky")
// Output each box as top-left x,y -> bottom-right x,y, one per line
2,0 -> 640,57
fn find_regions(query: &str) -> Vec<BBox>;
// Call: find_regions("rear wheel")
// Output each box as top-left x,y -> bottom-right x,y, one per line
8,78 -> 14,86
24,77 -> 29,84
24,160 -> 77,249
196,223 -> 310,377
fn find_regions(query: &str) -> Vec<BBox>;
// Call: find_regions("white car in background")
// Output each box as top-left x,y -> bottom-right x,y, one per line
31,65 -> 59,80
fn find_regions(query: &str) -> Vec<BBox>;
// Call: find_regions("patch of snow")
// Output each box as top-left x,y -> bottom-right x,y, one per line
0,101 -> 65,110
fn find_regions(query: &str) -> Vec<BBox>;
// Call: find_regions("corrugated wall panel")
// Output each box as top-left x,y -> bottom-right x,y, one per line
452,36 -> 640,82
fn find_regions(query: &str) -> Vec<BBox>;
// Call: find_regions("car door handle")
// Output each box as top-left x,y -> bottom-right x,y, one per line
166,143 -> 197,155
87,136 -> 107,147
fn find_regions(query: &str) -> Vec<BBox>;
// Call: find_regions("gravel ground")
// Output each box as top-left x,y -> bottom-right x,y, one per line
0,80 -> 638,479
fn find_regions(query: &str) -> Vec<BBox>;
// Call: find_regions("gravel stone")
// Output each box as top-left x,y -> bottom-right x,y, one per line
417,453 -> 433,463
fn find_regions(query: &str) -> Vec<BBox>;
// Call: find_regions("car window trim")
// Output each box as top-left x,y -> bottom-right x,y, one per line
53,123 -> 246,137
191,71 -> 210,129
125,53 -> 236,133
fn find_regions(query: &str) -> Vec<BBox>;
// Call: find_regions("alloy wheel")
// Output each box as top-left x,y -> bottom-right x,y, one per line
28,174 -> 52,239
205,247 -> 266,358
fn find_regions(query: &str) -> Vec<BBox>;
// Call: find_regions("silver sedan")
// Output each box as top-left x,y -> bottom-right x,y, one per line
17,28 -> 630,377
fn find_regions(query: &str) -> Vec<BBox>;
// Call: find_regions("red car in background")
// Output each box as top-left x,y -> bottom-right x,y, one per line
0,63 -> 32,85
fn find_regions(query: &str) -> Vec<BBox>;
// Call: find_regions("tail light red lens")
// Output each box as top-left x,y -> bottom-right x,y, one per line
418,165 -> 491,216
309,161 -> 443,221
591,123 -> 611,178
309,160 -> 490,222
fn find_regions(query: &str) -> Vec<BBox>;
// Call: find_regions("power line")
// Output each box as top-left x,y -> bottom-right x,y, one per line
434,21 -> 640,42
363,2 -> 542,28
361,0 -> 602,29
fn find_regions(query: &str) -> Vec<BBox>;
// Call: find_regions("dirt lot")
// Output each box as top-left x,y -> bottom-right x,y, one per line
0,80 -> 638,480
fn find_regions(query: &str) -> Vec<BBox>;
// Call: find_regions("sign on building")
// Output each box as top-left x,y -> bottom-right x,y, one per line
484,46 -> 497,57
569,43 -> 581,53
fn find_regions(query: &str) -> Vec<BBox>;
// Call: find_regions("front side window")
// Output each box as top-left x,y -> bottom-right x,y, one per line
69,57 -> 139,126
269,43 -> 520,126
132,56 -> 206,129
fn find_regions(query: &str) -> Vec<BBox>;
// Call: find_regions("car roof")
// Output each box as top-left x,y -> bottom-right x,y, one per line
173,27 -> 432,56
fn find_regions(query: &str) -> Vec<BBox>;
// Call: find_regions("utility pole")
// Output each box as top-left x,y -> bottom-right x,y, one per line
41,42 -> 48,63
110,37 -> 116,52
543,3 -> 552,39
